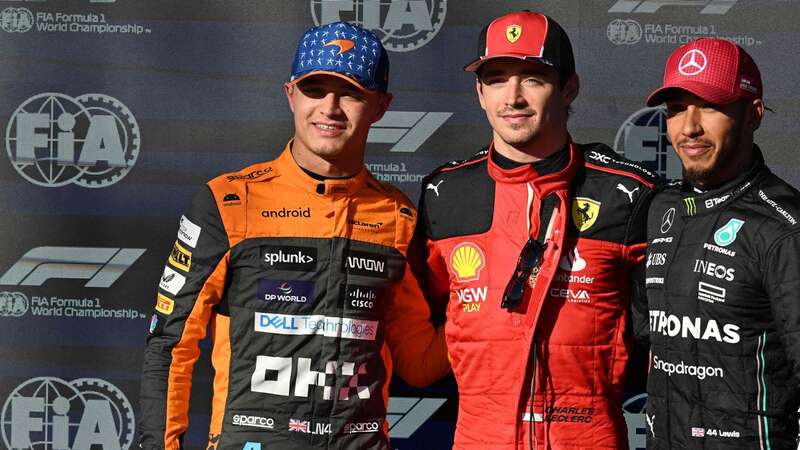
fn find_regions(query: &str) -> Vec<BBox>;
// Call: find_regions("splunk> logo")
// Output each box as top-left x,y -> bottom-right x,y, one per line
311,0 -> 447,52
0,246 -> 146,287
608,0 -> 739,15
368,111 -> 452,153
6,93 -> 140,188
1,376 -> 135,450
0,7 -> 33,32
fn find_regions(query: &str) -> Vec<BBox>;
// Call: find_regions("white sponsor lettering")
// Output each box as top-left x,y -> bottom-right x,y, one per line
344,421 -> 381,434
758,189 -> 797,225
649,310 -> 739,343
704,194 -> 729,209
646,277 -> 664,285
549,288 -> 591,303
232,414 -> 275,429
264,250 -> 314,265
651,237 -> 673,244
346,257 -> 385,274
251,356 -> 369,400
703,242 -> 736,257
254,313 -> 378,341
646,252 -> 667,267
697,281 -> 726,304
177,215 -> 201,248
693,259 -> 735,281
158,266 -> 186,296
456,286 -> 487,303
652,355 -> 724,380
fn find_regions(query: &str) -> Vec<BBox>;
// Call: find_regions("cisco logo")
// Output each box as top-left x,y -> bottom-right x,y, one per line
5,93 -> 140,188
311,0 -> 447,52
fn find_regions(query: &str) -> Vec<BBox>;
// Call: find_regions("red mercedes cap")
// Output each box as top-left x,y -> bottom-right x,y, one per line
646,38 -> 762,106
464,10 -> 575,80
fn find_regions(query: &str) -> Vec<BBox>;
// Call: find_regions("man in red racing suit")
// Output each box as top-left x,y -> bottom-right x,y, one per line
411,11 -> 658,449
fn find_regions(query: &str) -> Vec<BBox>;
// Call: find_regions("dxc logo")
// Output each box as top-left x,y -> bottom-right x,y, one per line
0,246 -> 145,287
6,93 -> 140,187
1,377 -> 135,450
608,0 -> 739,14
311,0 -> 447,52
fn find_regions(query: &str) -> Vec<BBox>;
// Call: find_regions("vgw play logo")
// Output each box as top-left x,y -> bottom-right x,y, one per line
5,93 -> 140,188
311,0 -> 447,52
1,377 -> 135,450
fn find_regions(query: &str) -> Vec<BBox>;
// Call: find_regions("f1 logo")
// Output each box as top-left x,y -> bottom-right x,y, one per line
368,111 -> 452,153
608,0 -> 739,14
0,246 -> 145,287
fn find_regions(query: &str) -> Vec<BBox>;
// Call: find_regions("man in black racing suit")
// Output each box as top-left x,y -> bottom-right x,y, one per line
638,37 -> 800,449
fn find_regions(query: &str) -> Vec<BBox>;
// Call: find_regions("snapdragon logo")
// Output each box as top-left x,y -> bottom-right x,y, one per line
652,355 -> 724,380
6,93 -> 140,187
311,0 -> 447,52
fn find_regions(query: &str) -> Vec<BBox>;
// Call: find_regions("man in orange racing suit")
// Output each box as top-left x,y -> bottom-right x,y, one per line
139,21 -> 449,450
411,11 -> 658,449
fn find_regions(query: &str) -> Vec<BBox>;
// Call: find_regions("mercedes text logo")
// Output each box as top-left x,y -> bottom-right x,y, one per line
678,49 -> 707,76
660,208 -> 676,234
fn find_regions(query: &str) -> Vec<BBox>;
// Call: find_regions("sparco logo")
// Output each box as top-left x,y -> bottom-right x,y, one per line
261,207 -> 311,218
311,0 -> 446,52
226,167 -> 272,181
1,377 -> 135,450
614,107 -> 681,180
0,291 -> 29,317
0,7 -> 33,32
608,0 -> 739,14
6,93 -> 140,187
344,421 -> 380,434
261,246 -> 317,271
232,414 -> 275,429
0,246 -> 145,287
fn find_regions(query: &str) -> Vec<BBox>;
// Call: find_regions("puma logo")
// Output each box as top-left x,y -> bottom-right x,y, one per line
426,180 -> 443,197
617,183 -> 640,203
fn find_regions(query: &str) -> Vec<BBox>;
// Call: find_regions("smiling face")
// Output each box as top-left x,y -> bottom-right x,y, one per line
476,58 -> 578,161
665,90 -> 763,188
285,74 -> 391,177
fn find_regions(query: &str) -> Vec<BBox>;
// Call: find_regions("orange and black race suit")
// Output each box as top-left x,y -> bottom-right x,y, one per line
413,141 -> 658,449
139,143 -> 449,450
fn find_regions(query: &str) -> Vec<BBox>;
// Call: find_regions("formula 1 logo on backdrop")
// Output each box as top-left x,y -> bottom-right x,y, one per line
608,0 -> 739,14
311,0 -> 447,52
5,93 -> 140,188
614,106 -> 682,180
1,376 -> 134,450
368,111 -> 451,153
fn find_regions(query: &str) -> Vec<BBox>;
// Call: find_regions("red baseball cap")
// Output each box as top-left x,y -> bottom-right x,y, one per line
646,38 -> 762,106
464,11 -> 575,81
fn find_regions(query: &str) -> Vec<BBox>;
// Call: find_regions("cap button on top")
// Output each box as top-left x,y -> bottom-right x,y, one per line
316,183 -> 325,195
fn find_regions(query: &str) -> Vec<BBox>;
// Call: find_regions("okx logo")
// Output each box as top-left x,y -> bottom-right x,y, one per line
1,377 -> 135,450
0,246 -> 145,287
6,93 -> 140,187
311,0 -> 447,52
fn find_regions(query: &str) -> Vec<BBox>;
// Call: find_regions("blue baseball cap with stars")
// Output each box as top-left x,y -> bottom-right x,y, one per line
288,21 -> 390,93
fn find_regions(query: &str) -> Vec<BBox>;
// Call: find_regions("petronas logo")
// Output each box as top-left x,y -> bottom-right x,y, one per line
683,197 -> 697,216
714,218 -> 744,247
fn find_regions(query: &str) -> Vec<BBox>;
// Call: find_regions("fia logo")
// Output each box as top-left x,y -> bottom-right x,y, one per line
311,0 -> 447,52
1,377 -> 135,450
6,93 -> 140,187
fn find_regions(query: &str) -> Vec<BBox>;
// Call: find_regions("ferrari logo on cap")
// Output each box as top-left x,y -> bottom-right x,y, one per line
506,25 -> 522,43
572,198 -> 601,232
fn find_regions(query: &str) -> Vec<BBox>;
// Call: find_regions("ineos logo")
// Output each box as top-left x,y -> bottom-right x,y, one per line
678,49 -> 707,76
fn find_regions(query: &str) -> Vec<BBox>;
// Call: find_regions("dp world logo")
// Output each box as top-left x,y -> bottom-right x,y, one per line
614,106 -> 681,180
311,0 -> 447,52
1,377 -> 135,450
607,19 -> 642,45
6,93 -> 140,188
0,7 -> 33,33
0,291 -> 28,317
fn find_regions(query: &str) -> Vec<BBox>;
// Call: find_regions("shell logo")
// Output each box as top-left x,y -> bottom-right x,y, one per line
449,242 -> 486,283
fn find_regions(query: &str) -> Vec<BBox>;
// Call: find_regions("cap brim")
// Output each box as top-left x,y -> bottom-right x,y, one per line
463,54 -> 554,72
287,70 -> 375,93
646,81 -> 739,107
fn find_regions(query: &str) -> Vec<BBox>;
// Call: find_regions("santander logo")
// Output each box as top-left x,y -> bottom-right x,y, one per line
559,248 -> 587,272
